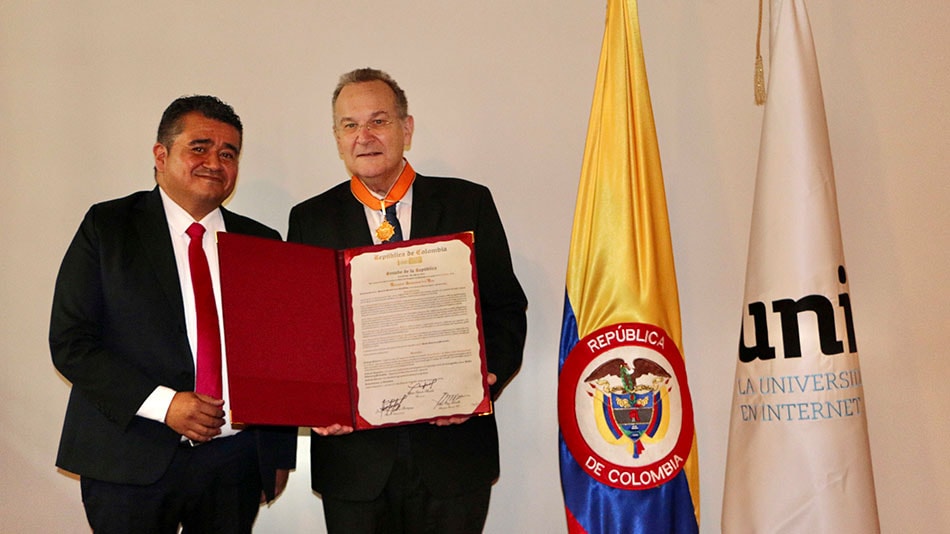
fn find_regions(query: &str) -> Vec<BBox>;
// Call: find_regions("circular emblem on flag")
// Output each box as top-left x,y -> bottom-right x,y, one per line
558,322 -> 694,490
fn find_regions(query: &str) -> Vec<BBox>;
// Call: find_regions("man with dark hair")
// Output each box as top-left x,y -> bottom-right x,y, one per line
51,95 -> 296,533
288,68 -> 528,533
156,95 -> 244,149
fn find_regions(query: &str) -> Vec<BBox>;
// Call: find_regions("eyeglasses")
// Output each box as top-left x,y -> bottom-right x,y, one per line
336,118 -> 397,137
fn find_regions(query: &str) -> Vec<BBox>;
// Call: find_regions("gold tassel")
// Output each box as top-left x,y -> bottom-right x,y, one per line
754,0 -> 767,105
754,54 -> 766,105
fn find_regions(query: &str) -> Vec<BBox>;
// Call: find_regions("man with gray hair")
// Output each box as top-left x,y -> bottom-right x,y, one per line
288,68 -> 528,533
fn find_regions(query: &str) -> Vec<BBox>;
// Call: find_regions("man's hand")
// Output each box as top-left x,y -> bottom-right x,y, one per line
311,423 -> 354,436
165,392 -> 225,443
430,415 -> 472,426
261,469 -> 291,504
429,372 -> 497,426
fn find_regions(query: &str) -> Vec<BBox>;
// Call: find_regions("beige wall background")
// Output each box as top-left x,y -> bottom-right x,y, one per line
2,1 -> 947,532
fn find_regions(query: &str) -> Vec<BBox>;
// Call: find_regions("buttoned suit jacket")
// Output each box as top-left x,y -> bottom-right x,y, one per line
50,187 -> 296,500
287,174 -> 528,500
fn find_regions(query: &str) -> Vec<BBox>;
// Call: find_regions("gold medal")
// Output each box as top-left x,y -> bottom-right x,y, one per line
350,161 -> 415,243
376,219 -> 396,241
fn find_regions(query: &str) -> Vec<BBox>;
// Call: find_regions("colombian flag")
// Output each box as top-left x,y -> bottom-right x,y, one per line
557,0 -> 700,532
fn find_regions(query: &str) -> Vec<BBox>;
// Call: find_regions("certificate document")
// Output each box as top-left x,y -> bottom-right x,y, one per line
217,232 -> 491,429
347,238 -> 489,426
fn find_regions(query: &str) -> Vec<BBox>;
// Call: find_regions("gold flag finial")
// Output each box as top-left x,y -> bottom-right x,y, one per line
754,0 -> 768,105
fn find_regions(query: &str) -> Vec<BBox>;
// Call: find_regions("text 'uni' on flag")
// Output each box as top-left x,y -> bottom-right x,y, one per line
722,0 -> 880,533
557,0 -> 700,533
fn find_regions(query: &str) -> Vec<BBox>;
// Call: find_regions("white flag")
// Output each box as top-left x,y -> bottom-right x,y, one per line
722,1 -> 880,532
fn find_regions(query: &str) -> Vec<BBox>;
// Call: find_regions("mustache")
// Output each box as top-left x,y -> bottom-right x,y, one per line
194,170 -> 225,179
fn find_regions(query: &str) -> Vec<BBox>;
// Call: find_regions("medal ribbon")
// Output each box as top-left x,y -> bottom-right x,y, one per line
349,160 -> 416,210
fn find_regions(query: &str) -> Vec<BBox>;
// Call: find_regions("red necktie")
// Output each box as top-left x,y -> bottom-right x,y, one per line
186,223 -> 222,399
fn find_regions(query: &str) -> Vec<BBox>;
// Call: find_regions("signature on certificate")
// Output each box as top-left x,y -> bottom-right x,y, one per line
434,392 -> 469,409
407,378 -> 440,395
378,394 -> 408,416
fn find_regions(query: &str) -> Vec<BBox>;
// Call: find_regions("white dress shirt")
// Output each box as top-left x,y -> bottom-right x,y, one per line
135,188 -> 238,438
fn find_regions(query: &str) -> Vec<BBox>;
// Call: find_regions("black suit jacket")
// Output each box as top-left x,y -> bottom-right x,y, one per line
50,187 -> 296,500
287,174 -> 528,500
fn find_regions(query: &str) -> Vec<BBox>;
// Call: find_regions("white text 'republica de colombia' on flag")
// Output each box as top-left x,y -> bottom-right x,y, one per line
722,1 -> 880,532
557,0 -> 699,532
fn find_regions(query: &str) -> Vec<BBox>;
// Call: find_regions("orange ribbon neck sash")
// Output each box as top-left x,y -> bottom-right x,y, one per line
349,160 -> 416,211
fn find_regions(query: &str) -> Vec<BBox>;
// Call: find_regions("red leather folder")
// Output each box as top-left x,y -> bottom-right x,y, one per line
217,232 -> 491,429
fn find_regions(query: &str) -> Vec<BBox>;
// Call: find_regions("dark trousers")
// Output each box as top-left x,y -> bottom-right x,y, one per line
81,431 -> 262,534
321,431 -> 491,534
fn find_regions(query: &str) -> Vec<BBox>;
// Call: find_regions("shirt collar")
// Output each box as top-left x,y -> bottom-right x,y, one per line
370,183 -> 413,208
158,187 -> 225,236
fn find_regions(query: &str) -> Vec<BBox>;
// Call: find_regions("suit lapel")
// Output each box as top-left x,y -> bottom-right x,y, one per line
409,175 -> 446,238
221,207 -> 241,234
338,190 -> 376,247
134,188 -> 187,337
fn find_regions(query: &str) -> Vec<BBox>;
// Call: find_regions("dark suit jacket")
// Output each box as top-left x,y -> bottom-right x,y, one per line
287,174 -> 528,500
50,187 -> 296,500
